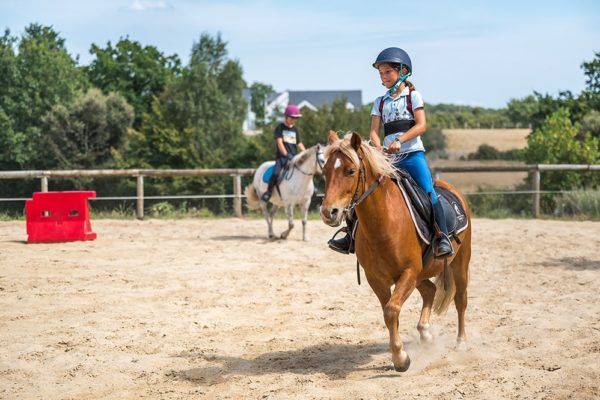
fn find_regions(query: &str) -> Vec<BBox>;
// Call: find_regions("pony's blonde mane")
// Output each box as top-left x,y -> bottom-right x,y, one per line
325,132 -> 398,179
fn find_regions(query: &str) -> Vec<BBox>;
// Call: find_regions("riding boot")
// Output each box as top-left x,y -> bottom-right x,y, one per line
328,214 -> 356,254
433,200 -> 454,258
261,174 -> 277,202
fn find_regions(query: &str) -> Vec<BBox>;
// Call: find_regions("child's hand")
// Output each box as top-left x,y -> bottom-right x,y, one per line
388,140 -> 401,153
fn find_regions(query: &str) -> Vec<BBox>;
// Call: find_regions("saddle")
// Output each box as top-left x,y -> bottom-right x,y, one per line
261,163 -> 291,184
346,170 -> 467,250
394,169 -> 468,246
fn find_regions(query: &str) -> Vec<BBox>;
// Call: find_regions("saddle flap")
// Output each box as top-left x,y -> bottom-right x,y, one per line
395,175 -> 469,245
436,186 -> 468,235
262,166 -> 274,183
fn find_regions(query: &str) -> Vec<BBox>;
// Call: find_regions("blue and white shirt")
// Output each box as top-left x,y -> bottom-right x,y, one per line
371,86 -> 425,154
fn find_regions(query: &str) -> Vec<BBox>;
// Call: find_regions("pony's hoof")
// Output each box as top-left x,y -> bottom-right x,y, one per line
456,338 -> 468,351
394,354 -> 411,372
420,331 -> 434,345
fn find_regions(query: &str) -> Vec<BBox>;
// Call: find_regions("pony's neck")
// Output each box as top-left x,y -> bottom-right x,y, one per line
354,163 -> 411,235
294,147 -> 318,175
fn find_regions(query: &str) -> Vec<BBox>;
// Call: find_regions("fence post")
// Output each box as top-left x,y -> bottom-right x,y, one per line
233,174 -> 242,217
41,176 -> 48,192
136,175 -> 144,220
532,168 -> 540,218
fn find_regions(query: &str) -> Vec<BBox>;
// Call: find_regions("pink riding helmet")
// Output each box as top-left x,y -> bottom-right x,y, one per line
284,104 -> 302,118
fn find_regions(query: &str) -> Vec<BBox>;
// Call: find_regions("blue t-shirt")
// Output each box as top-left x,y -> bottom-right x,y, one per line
371,87 -> 425,154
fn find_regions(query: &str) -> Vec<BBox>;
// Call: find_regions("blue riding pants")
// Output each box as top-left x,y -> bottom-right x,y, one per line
393,151 -> 439,205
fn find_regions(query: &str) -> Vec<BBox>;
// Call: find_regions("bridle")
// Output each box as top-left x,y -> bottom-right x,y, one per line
285,145 -> 325,179
345,149 -> 384,213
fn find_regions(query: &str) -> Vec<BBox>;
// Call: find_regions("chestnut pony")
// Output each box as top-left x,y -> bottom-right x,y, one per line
320,131 -> 472,372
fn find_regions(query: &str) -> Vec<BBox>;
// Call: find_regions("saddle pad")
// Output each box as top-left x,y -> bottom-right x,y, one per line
262,166 -> 274,183
396,181 -> 469,245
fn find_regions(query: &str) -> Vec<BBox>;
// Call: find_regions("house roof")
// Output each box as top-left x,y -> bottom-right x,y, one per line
288,90 -> 362,108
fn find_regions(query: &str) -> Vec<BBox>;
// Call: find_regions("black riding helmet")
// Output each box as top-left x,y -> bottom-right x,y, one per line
372,47 -> 412,73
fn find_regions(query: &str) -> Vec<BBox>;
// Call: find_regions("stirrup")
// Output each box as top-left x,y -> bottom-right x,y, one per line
328,228 -> 351,255
435,234 -> 454,259
260,191 -> 271,202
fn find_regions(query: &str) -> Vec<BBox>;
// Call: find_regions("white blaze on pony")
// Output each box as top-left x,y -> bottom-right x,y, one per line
245,144 -> 325,241
333,157 -> 342,170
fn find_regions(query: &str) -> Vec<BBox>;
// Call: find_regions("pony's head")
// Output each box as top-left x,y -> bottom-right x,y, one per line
320,131 -> 397,226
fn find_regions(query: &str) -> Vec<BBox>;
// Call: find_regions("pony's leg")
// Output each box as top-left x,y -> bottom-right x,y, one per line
416,279 -> 436,344
452,251 -> 470,349
261,203 -> 276,239
300,199 -> 310,241
280,204 -> 295,239
269,205 -> 279,238
384,272 -> 417,372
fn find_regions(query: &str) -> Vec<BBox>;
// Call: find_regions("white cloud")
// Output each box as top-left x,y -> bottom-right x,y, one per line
128,0 -> 170,12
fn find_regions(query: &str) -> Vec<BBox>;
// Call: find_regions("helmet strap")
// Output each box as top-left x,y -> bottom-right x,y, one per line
388,64 -> 412,96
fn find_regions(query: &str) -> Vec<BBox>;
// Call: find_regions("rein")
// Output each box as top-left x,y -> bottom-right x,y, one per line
285,146 -> 324,179
347,153 -> 384,212
345,150 -> 384,287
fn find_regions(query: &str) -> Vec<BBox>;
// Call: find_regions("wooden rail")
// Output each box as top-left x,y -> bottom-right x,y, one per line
0,164 -> 598,219
0,168 -> 255,219
431,164 -> 599,218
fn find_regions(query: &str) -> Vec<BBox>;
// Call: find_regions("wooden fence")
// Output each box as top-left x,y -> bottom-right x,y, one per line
0,164 -> 598,219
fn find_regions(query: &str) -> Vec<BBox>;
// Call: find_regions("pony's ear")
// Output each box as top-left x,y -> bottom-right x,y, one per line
350,132 -> 362,151
327,130 -> 338,145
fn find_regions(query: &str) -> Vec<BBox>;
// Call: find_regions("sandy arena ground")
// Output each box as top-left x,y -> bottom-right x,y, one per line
0,217 -> 599,399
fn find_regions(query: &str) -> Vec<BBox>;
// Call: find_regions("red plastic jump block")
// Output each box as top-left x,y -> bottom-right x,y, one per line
26,191 -> 97,243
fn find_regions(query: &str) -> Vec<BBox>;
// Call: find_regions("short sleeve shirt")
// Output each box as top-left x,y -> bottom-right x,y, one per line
274,123 -> 301,158
371,87 -> 426,154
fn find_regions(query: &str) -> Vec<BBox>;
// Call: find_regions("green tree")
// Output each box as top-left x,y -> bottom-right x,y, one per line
523,108 -> 599,190
86,37 -> 181,128
421,126 -> 447,158
249,82 -> 274,127
0,30 -> 22,165
42,88 -> 134,169
580,110 -> 600,141
0,24 -> 87,169
581,51 -> 600,94
122,32 -> 247,169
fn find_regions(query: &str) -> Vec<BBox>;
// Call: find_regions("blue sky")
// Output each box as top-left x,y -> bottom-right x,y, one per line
2,0 -> 599,108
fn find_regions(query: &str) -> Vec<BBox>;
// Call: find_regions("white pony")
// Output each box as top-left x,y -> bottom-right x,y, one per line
245,144 -> 325,241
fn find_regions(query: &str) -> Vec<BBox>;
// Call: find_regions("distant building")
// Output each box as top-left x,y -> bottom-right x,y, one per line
243,89 -> 362,134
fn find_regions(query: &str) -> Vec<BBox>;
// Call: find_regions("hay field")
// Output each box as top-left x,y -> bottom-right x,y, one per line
442,129 -> 530,160
436,129 -> 531,190
430,160 -> 529,192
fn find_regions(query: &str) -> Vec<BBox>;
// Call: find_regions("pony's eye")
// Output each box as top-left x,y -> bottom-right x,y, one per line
344,168 -> 356,177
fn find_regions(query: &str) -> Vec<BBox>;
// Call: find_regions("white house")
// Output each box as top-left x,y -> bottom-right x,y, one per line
243,89 -> 362,134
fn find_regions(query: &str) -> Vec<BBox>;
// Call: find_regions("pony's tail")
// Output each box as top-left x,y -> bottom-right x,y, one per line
432,265 -> 456,315
244,184 -> 260,210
